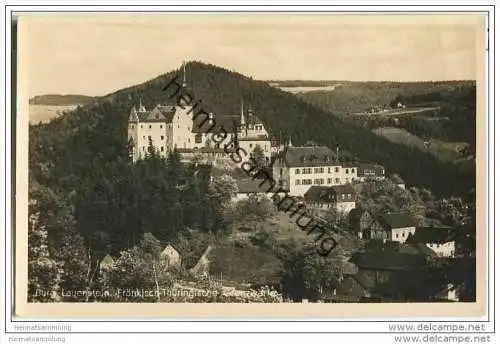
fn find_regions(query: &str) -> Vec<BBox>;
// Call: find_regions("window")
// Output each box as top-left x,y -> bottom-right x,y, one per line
335,167 -> 339,172
351,177 -> 355,182
280,168 -> 283,176
302,168 -> 307,174
141,125 -> 143,129
131,125 -> 134,129
161,136 -> 164,140
396,234 -> 399,238
161,147 -> 164,152
296,180 -> 301,185
148,136 -> 151,140
296,169 -> 300,174
346,169 -> 349,174
149,125 -> 152,129
328,167 -> 331,173
250,144 -> 253,148
335,178 -> 340,183
195,134 -> 202,143
143,136 -> 145,140
327,178 -> 332,184
178,125 -> 180,128
351,168 -> 355,173
188,138 -> 190,143
142,147 -> 145,151
160,125 -> 163,129
345,178 -> 349,183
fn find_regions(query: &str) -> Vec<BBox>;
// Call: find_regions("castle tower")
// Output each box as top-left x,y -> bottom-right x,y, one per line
138,97 -> 146,113
182,61 -> 187,88
240,100 -> 246,127
128,106 -> 139,161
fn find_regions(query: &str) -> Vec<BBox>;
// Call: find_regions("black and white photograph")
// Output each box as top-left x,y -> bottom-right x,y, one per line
18,12 -> 484,312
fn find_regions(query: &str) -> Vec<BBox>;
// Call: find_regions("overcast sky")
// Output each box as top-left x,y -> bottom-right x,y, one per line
20,13 -> 484,97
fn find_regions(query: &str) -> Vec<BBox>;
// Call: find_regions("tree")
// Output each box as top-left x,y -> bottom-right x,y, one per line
280,243 -> 343,301
105,233 -> 174,302
251,145 -> 267,168
28,200 -> 62,302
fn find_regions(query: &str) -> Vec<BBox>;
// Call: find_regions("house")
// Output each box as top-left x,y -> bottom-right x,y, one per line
349,250 -> 427,301
271,145 -> 361,196
99,254 -> 115,272
369,212 -> 416,243
232,178 -> 287,203
407,226 -> 456,258
348,208 -> 375,239
160,244 -> 181,268
356,163 -> 385,181
304,184 -> 356,214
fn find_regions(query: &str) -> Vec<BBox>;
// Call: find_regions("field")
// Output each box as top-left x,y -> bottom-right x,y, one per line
29,104 -> 79,124
351,106 -> 440,116
373,127 -> 468,163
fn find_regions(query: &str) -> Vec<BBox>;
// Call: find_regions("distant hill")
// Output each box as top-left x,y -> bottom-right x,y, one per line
297,81 -> 475,114
29,61 -> 474,197
29,94 -> 96,106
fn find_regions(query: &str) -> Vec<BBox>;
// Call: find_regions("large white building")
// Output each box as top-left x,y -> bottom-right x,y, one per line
271,145 -> 364,197
128,97 -> 273,164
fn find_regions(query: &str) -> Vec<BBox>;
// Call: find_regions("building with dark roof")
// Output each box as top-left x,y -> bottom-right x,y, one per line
232,178 -> 287,203
348,209 -> 416,243
304,185 -> 357,214
356,163 -> 385,181
271,145 -> 370,197
407,226 -> 456,257
368,212 -> 416,244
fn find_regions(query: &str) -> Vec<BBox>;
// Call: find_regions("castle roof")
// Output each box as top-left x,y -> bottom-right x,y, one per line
129,104 -> 176,123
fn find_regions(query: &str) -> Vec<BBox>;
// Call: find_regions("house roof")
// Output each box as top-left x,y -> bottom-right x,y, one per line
356,163 -> 385,177
349,251 -> 426,271
409,226 -> 455,244
378,212 -> 415,229
398,243 -> 438,257
304,185 -> 356,203
235,178 -> 278,194
278,146 -> 340,167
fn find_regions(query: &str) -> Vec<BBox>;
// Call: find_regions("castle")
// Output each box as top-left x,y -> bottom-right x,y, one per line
127,64 -> 274,165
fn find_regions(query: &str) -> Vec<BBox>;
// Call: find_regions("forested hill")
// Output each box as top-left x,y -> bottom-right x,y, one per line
30,61 -> 474,197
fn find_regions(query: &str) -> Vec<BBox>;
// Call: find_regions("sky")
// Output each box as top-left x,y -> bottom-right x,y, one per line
20,13 -> 485,97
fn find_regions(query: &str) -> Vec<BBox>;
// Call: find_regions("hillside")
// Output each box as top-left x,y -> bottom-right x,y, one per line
297,81 -> 475,114
29,61 -> 474,197
29,94 -> 96,106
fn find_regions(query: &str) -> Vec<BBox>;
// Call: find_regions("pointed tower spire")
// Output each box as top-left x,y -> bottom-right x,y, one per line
240,100 -> 246,126
288,136 -> 293,147
129,106 -> 139,122
182,61 -> 187,88
138,97 -> 146,112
